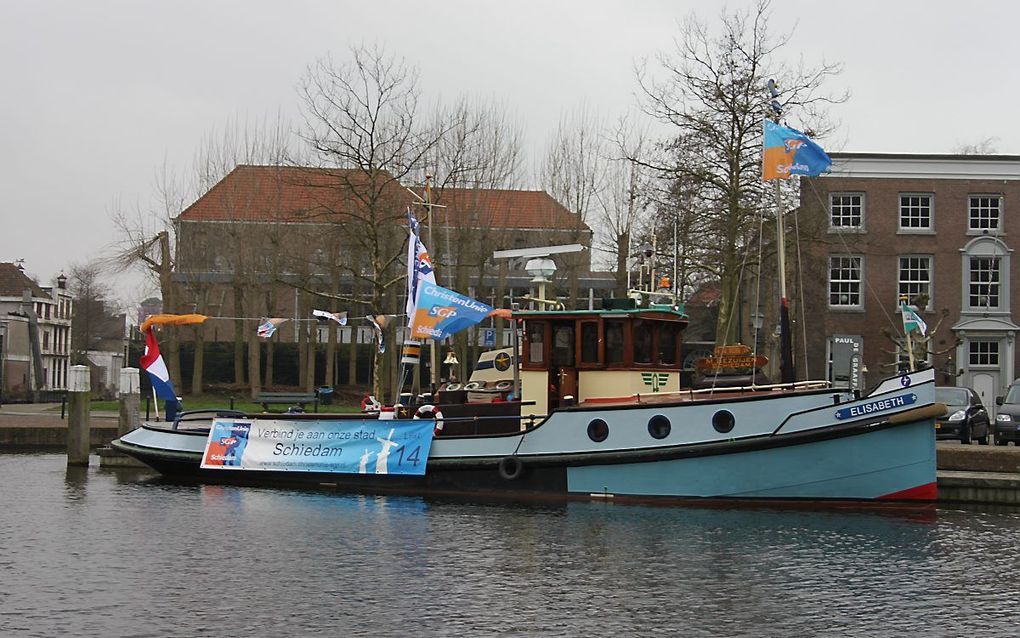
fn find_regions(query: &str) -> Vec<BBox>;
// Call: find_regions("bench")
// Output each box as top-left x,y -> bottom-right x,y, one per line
254,392 -> 319,413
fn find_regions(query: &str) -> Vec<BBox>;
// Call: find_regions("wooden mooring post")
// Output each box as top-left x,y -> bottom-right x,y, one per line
118,368 -> 140,437
66,365 -> 90,466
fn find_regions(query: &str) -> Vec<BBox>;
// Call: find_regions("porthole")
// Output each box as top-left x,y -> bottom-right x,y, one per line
648,414 -> 671,439
587,418 -> 609,443
712,409 -> 735,434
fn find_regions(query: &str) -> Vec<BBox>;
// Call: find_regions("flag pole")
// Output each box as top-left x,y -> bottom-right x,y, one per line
424,175 -> 440,395
766,80 -> 796,385
900,296 -> 916,372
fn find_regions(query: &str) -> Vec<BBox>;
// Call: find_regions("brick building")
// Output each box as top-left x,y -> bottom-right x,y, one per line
799,153 -> 1020,410
172,165 -> 614,345
0,263 -> 73,400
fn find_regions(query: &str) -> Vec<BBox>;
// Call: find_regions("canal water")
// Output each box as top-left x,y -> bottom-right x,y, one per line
2,453 -> 1019,638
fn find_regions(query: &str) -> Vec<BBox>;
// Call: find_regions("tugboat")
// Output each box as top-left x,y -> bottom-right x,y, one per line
113,300 -> 940,503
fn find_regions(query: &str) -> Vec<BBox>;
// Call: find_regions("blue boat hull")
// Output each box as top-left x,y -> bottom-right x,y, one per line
568,418 -> 936,500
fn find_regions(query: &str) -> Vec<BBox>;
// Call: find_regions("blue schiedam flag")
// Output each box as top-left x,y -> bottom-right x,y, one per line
762,119 -> 832,180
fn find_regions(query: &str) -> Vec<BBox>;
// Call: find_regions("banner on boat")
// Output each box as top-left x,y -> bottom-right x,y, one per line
409,282 -> 493,341
200,419 -> 434,475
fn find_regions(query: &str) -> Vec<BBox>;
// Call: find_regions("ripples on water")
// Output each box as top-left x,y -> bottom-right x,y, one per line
2,454 -> 1019,637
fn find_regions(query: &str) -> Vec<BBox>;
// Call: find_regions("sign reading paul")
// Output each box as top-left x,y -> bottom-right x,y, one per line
201,419 -> 435,475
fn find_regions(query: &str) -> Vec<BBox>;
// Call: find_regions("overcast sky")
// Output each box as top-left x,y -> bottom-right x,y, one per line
2,0 -> 1015,304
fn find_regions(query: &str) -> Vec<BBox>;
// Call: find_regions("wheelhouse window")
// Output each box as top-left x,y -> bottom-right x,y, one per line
969,340 -> 999,367
830,193 -> 863,229
526,321 -> 545,365
899,194 -> 932,231
829,256 -> 863,308
633,320 -> 652,364
551,324 -> 574,366
968,257 -> 1000,309
657,324 -> 678,365
605,320 -> 625,365
579,321 -> 600,365
898,256 -> 932,310
969,195 -> 1001,232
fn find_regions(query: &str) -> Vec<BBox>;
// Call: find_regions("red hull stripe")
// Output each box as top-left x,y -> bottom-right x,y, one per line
879,482 -> 937,501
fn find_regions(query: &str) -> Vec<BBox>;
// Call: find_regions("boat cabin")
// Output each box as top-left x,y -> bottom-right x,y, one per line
516,305 -> 688,414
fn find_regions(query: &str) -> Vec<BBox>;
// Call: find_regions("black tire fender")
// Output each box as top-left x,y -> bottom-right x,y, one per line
497,456 -> 524,481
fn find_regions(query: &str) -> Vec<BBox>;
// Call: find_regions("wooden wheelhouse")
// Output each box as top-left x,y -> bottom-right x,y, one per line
516,305 -> 688,413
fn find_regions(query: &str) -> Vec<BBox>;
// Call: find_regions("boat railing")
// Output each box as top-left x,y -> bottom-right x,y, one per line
170,408 -> 249,431
654,379 -> 833,401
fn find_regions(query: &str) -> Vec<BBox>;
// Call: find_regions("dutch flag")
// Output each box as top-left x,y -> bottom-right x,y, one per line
141,327 -> 178,401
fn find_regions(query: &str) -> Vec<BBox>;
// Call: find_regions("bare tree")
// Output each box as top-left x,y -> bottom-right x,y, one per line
954,137 -> 999,155
298,44 -> 445,398
635,0 -> 845,345
67,260 -> 114,366
539,104 -> 607,307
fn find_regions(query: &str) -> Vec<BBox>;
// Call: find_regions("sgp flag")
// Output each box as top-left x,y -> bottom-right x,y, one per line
141,327 -> 178,401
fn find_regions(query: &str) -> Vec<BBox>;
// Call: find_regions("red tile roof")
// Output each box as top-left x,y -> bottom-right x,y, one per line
0,263 -> 48,298
178,165 -> 587,231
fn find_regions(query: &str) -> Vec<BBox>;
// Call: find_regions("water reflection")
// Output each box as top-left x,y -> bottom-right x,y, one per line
5,454 -> 1020,637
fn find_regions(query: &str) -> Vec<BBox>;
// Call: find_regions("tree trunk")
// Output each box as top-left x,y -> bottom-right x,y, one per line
264,288 -> 276,387
232,285 -> 246,387
158,232 -> 182,390
615,231 -> 630,298
190,324 -> 204,395
297,292 -> 308,388
305,316 -> 316,393
348,332 -> 358,387
248,330 -> 262,398
265,338 -> 275,387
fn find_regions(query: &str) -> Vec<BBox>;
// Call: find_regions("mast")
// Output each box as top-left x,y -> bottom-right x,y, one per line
767,79 -> 796,384
423,175 -> 440,392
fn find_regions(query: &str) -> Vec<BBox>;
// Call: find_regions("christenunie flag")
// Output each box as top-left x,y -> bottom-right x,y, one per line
901,302 -> 928,336
762,120 -> 832,180
409,283 -> 494,342
405,208 -> 436,328
140,327 -> 177,401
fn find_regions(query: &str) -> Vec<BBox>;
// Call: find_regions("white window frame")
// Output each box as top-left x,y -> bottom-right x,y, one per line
829,193 -> 865,231
968,194 -> 1002,234
968,255 -> 1002,310
898,255 -> 933,310
968,340 -> 1000,367
829,255 -> 864,309
898,193 -> 934,233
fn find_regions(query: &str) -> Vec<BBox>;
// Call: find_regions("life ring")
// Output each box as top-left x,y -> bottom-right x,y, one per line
497,456 -> 524,481
495,380 -> 513,391
414,404 -> 445,436
464,381 -> 483,391
444,383 -> 462,392
361,395 -> 381,412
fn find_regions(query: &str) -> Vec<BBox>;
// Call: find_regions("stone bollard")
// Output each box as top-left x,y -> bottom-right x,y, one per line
66,365 -> 91,466
118,368 -> 140,437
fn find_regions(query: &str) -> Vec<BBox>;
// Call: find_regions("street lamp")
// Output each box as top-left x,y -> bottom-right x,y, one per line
443,348 -> 460,382
750,311 -> 765,350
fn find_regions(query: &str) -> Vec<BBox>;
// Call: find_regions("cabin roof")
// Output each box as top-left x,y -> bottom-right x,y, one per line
513,305 -> 687,321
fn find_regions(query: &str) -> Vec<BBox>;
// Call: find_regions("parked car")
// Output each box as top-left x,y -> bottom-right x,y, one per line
995,379 -> 1020,446
935,387 -> 990,444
